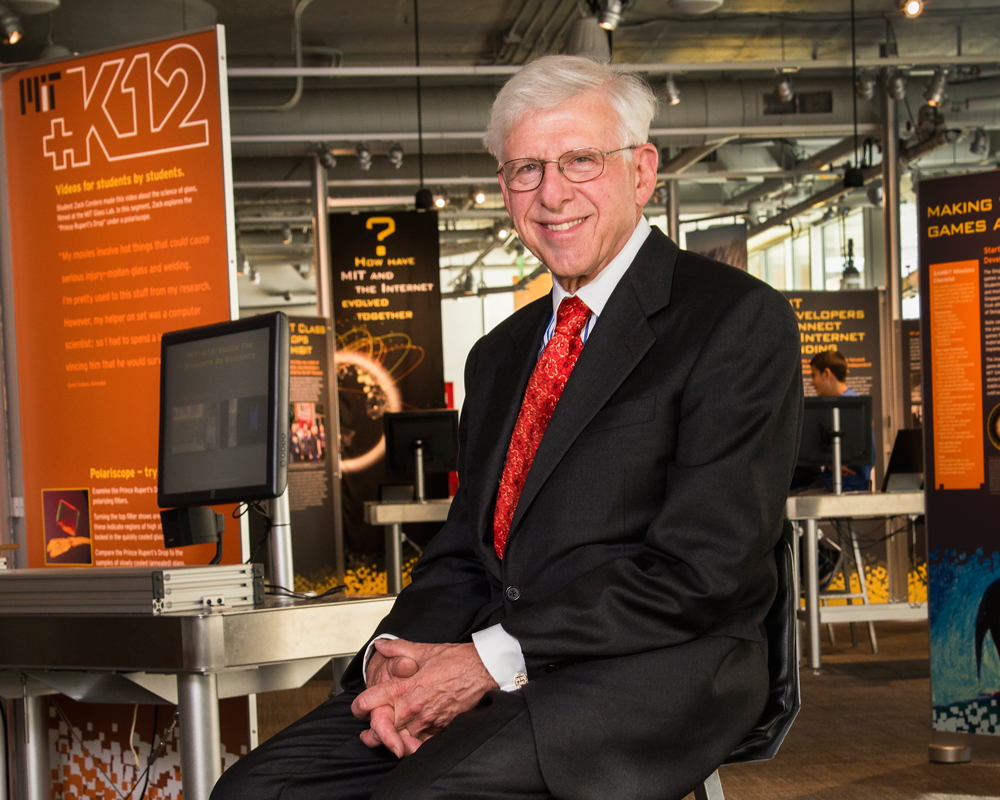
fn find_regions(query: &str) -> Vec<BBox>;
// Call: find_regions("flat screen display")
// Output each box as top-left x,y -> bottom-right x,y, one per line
797,395 -> 873,468
158,313 -> 289,508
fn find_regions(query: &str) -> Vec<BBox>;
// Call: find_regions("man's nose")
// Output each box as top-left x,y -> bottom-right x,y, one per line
536,161 -> 574,207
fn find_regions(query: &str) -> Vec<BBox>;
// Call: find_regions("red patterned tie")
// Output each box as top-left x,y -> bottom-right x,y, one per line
493,295 -> 592,559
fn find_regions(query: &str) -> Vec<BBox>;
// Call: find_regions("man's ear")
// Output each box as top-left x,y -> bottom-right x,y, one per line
633,143 -> 659,207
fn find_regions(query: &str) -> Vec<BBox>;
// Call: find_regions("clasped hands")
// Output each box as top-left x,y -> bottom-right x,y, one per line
351,638 -> 498,758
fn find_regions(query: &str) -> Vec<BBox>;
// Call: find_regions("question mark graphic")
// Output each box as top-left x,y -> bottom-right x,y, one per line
366,217 -> 396,257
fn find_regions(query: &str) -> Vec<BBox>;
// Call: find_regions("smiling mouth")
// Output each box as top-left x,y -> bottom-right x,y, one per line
542,218 -> 586,231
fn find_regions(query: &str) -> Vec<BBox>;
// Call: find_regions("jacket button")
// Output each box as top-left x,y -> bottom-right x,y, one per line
505,585 -> 521,601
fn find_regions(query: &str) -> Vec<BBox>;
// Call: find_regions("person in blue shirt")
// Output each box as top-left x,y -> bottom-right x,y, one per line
810,349 -> 873,492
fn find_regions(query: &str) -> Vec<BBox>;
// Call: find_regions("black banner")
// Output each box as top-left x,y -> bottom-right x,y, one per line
329,210 -> 446,553
784,289 -> 884,482
918,171 -> 1000,735
284,316 -> 342,584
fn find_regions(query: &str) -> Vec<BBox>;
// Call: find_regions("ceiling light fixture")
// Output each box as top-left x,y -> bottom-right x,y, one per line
282,225 -> 293,245
0,4 -> 23,44
896,0 -> 923,18
564,15 -> 611,61
664,74 -> 681,106
356,144 -> 372,171
493,220 -> 511,240
885,68 -> 907,100
970,128 -> 990,158
599,0 -> 624,31
471,188 -> 486,205
387,142 -> 404,169
317,145 -> 337,170
434,194 -> 447,209
855,70 -> 876,101
773,73 -> 794,104
923,68 -> 948,108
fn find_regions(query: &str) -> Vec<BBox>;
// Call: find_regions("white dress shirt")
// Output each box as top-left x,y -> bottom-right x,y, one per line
367,217 -> 652,691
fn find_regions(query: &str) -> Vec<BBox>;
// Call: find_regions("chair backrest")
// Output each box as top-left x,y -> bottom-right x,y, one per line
723,518 -> 800,763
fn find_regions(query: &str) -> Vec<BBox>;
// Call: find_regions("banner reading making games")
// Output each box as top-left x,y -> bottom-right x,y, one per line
330,209 -> 445,553
919,170 -> 1000,738
1,27 -> 238,569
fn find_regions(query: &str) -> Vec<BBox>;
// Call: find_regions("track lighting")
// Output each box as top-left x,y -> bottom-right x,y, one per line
0,4 -> 22,44
970,128 -> 990,159
885,68 -> 907,100
855,70 -> 876,101
664,74 -> 681,107
317,145 -> 337,170
492,220 -> 511,240
471,188 -> 486,205
599,0 -> 623,31
773,74 -> 794,104
282,225 -> 293,245
247,265 -> 260,286
923,68 -> 947,108
356,144 -> 372,171
434,194 -> 447,209
387,142 -> 404,169
896,0 -> 923,18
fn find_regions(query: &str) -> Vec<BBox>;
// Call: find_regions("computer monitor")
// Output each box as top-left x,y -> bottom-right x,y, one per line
384,410 -> 459,477
797,395 -> 873,468
881,428 -> 923,492
158,312 -> 290,510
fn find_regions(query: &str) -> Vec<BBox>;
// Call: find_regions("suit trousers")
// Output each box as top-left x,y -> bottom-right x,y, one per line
210,634 -> 766,800
209,687 -> 550,800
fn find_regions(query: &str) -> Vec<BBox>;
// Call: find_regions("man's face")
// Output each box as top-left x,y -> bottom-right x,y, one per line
811,367 -> 840,397
498,92 -> 658,292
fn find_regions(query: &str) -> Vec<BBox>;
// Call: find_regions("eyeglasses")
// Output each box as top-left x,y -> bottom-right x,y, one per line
497,145 -> 639,192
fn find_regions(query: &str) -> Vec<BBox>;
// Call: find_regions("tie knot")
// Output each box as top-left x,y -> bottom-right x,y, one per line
556,295 -> 591,337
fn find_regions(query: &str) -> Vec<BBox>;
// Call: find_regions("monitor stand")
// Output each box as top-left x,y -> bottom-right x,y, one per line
267,487 -> 295,599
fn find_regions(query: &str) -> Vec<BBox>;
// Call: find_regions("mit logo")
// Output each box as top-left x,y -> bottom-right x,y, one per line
19,72 -> 60,115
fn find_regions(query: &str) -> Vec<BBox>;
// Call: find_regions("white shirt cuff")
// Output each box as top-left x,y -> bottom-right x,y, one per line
363,633 -> 399,686
472,624 -> 528,691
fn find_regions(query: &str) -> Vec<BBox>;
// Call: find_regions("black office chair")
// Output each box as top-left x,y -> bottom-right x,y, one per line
695,519 -> 800,800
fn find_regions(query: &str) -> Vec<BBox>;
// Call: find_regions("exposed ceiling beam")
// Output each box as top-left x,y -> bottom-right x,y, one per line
660,138 -> 736,175
746,130 -> 959,238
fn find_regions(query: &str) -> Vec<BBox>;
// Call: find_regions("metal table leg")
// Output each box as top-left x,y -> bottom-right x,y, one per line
805,518 -> 822,670
385,523 -> 403,595
178,673 -> 222,800
13,695 -> 48,800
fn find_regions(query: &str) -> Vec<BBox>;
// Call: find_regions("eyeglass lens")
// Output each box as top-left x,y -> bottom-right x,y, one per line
502,148 -> 605,191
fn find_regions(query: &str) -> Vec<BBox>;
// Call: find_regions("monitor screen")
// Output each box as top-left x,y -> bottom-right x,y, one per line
158,312 -> 289,508
798,395 -> 873,468
384,410 -> 459,475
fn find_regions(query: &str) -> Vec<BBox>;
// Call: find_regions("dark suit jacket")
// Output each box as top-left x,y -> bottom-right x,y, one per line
344,227 -> 803,798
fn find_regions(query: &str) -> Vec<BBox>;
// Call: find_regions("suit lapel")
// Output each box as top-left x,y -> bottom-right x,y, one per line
466,299 -> 550,568
508,227 -> 678,538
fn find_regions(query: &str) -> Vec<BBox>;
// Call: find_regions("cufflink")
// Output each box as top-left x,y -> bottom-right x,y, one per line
513,672 -> 528,688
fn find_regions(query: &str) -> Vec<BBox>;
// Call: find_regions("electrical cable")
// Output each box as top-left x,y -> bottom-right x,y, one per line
239,501 -> 273,565
265,583 -> 346,599
127,704 -> 140,780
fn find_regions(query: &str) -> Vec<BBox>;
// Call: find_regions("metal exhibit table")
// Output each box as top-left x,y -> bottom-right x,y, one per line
786,491 -> 925,670
0,596 -> 395,800
365,499 -> 452,594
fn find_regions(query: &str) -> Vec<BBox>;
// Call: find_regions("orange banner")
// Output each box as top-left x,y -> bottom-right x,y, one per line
928,259 -> 984,490
2,28 -> 238,567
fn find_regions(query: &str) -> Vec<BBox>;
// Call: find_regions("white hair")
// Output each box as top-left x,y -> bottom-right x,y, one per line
483,55 -> 658,163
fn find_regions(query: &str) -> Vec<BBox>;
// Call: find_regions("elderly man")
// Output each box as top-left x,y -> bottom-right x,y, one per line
212,55 -> 802,800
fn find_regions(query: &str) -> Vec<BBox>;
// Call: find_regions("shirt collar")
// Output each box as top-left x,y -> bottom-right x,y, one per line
550,216 -> 651,320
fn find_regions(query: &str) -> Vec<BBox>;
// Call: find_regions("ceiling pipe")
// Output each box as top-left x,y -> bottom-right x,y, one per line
226,54 -> 1000,80
659,138 -> 736,175
231,0 -> 316,112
